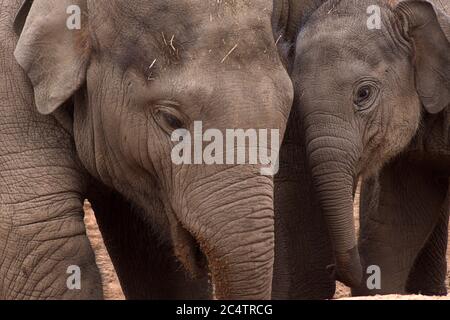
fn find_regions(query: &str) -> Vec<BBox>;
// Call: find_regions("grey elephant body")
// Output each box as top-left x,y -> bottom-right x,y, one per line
0,0 -> 293,299
272,104 -> 336,299
271,0 -> 337,299
287,0 -> 449,296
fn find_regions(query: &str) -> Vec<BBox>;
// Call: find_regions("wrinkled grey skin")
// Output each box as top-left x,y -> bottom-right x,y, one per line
271,0 -> 337,299
290,0 -> 449,293
0,0 -> 103,300
1,0 -> 293,299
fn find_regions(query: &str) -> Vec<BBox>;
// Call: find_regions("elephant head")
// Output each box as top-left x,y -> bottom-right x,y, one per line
291,0 -> 449,287
14,0 -> 293,299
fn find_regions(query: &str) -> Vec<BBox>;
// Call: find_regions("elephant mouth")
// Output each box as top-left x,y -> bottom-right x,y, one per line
166,206 -> 208,279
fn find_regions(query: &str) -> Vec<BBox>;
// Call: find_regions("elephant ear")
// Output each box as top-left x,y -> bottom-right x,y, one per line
395,1 -> 450,114
14,0 -> 90,115
13,0 -> 33,35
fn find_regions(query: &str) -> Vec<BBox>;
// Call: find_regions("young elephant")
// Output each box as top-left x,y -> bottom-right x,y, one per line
289,0 -> 449,294
271,0 -> 337,299
0,0 -> 293,299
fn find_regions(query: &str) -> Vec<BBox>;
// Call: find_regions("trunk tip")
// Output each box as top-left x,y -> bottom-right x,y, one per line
327,246 -> 362,288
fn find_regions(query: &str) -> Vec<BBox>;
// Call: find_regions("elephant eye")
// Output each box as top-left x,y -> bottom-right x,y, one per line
153,105 -> 186,135
357,87 -> 371,101
353,82 -> 379,111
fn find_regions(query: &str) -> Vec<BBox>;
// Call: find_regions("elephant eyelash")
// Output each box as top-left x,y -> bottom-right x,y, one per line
152,104 -> 187,135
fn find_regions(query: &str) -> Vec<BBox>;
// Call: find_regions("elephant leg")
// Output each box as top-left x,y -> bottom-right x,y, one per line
273,177 -> 335,299
353,159 -> 448,296
406,184 -> 449,295
273,116 -> 335,300
0,189 -> 103,300
88,187 -> 211,299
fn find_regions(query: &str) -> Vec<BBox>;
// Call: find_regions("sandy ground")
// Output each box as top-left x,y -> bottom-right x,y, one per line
83,188 -> 450,300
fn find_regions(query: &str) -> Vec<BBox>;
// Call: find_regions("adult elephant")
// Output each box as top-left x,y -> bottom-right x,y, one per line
0,0 -> 293,299
290,0 -> 449,294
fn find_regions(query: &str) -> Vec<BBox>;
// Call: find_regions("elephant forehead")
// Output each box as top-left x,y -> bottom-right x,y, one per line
90,17 -> 278,80
296,18 -> 406,72
89,1 -> 276,66
92,0 -> 273,31
105,0 -> 273,18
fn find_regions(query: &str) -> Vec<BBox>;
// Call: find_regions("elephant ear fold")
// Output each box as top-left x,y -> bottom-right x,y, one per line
395,1 -> 450,114
14,0 -> 90,115
13,0 -> 33,35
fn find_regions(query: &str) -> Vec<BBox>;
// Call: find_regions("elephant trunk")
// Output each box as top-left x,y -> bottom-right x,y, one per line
305,116 -> 362,287
177,166 -> 275,299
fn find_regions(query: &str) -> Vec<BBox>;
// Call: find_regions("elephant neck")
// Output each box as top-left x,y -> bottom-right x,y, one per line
285,0 -> 328,39
272,0 -> 328,71
273,0 -> 329,44
405,110 -> 450,173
